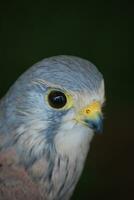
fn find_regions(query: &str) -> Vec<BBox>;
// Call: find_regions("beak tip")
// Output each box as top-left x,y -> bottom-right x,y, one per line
85,115 -> 103,134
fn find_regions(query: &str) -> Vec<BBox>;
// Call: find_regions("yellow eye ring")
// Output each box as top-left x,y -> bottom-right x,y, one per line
46,89 -> 73,110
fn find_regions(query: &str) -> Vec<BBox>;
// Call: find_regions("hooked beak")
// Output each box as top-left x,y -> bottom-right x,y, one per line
76,101 -> 103,133
84,113 -> 103,133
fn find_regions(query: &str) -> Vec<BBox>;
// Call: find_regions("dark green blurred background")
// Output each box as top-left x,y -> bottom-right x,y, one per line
0,1 -> 133,199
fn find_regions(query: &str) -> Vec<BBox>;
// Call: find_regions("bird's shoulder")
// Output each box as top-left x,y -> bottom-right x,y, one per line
0,148 -> 42,200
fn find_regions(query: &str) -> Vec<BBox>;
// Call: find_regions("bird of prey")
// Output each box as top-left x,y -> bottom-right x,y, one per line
0,55 -> 105,200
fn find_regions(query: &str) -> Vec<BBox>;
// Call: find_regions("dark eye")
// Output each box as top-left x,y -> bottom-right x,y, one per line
48,90 -> 67,109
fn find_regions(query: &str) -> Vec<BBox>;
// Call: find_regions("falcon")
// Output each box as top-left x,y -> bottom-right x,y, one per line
0,55 -> 105,200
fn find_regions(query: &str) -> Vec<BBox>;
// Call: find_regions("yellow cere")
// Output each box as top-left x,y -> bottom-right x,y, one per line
79,101 -> 101,119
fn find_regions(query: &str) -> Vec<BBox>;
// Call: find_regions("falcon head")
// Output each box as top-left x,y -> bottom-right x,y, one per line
1,55 -> 105,163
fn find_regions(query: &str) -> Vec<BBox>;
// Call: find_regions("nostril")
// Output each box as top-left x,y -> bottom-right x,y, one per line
86,109 -> 91,114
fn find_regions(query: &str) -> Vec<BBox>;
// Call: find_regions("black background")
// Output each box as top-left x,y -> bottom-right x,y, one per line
0,1 -> 133,199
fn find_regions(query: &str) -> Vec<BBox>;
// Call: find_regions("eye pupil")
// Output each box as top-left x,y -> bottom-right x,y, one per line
48,91 -> 67,109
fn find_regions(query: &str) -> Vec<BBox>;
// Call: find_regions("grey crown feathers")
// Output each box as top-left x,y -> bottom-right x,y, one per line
0,55 -> 105,200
